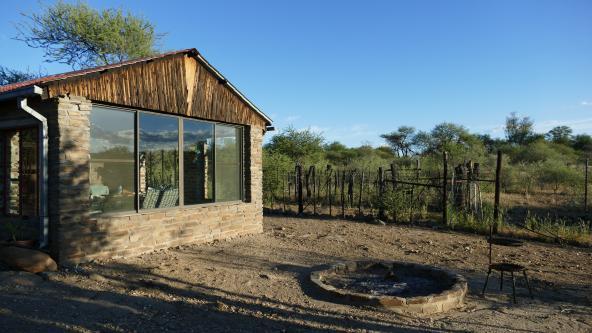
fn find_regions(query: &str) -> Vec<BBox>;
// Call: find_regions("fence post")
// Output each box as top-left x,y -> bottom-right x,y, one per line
327,165 -> 333,216
390,163 -> 398,223
334,171 -> 339,213
311,166 -> 317,215
493,151 -> 502,233
340,171 -> 346,218
348,172 -> 354,207
282,172 -> 286,212
358,171 -> 365,216
296,164 -> 303,214
378,167 -> 385,220
442,152 -> 448,225
410,158 -> 420,222
288,172 -> 292,204
585,158 -> 589,212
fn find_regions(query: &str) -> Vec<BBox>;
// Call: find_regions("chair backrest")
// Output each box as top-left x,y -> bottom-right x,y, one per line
90,184 -> 109,198
158,188 -> 179,208
142,188 -> 159,209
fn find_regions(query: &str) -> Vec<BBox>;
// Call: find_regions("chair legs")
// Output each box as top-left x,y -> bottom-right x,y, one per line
511,272 -> 517,303
483,267 -> 534,303
482,268 -> 492,296
523,270 -> 533,298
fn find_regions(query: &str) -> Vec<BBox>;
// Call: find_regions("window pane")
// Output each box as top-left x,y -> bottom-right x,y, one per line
215,125 -> 242,202
139,113 -> 179,209
183,119 -> 214,205
90,107 -> 135,214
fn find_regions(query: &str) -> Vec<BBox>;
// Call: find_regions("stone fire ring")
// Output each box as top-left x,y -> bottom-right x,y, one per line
310,261 -> 468,315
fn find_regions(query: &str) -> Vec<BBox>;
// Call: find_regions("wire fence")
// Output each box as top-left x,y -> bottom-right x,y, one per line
263,153 -> 591,245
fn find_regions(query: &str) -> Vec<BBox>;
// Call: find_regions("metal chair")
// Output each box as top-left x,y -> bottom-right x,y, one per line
481,227 -> 533,303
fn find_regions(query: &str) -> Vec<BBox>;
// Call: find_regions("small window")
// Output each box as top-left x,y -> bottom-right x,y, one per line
89,107 -> 136,214
139,113 -> 179,209
215,125 -> 242,202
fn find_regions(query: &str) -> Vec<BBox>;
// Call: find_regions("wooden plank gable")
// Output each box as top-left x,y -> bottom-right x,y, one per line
45,54 -> 266,127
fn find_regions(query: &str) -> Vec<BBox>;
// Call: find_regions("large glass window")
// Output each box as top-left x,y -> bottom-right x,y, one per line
139,113 -> 179,209
89,107 -> 135,214
89,105 -> 246,215
215,125 -> 242,201
183,119 -> 214,205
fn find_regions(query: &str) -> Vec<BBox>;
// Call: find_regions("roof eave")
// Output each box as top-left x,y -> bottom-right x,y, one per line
0,85 -> 43,102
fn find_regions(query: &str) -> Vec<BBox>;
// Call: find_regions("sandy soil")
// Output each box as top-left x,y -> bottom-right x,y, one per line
1,215 -> 591,332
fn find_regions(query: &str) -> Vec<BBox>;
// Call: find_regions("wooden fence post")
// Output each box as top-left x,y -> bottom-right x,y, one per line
327,165 -> 333,216
390,163 -> 398,223
341,171 -> 346,218
288,172 -> 292,204
311,166 -> 317,215
493,151 -> 502,233
378,167 -> 385,220
358,171 -> 365,216
442,152 -> 448,225
282,172 -> 286,212
296,164 -> 303,214
334,171 -> 339,214
348,172 -> 354,207
317,172 -> 321,212
585,158 -> 589,212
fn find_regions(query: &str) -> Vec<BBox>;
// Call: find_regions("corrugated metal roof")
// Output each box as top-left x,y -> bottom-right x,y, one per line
0,48 -> 271,124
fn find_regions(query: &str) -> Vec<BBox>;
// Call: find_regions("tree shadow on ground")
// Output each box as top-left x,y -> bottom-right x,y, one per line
0,258 -> 466,333
1,219 -> 590,332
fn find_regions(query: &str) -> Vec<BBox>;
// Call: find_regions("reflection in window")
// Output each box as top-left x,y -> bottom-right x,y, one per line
89,107 -> 135,214
139,113 -> 179,209
183,119 -> 214,205
215,125 -> 242,202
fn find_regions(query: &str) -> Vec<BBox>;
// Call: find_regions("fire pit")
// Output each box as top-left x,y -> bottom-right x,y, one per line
310,261 -> 467,314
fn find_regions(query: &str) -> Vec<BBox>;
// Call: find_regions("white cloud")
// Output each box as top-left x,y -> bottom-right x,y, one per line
306,123 -> 385,146
535,118 -> 592,133
284,115 -> 301,122
581,101 -> 592,107
306,125 -> 330,134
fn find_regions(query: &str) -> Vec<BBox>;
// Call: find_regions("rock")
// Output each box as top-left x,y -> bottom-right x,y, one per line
0,271 -> 43,288
88,273 -> 107,283
38,271 -> 59,281
0,246 -> 57,273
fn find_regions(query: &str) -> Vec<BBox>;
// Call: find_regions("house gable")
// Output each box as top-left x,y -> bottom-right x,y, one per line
38,52 -> 268,127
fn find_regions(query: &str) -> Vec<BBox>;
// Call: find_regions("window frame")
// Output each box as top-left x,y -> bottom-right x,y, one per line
88,105 -> 137,216
213,124 -> 244,203
137,111 -> 181,211
181,117 -> 217,207
90,104 -> 246,216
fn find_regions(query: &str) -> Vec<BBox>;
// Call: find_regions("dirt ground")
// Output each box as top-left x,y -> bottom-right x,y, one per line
1,215 -> 591,332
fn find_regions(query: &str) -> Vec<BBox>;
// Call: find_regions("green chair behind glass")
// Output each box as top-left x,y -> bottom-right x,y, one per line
158,188 -> 179,208
142,188 -> 160,209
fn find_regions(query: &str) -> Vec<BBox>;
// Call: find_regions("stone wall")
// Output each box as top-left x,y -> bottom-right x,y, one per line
45,95 -> 92,262
51,96 -> 264,264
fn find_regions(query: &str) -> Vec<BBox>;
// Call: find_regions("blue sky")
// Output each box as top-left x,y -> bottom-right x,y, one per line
1,0 -> 591,146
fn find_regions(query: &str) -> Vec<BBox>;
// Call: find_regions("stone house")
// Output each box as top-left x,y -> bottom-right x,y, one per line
0,49 -> 272,264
